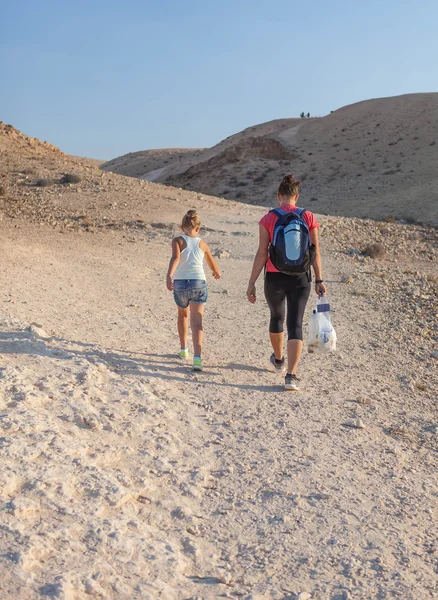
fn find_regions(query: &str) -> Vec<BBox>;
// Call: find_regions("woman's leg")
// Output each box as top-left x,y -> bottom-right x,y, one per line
177,306 -> 189,349
264,274 -> 286,360
270,332 -> 284,360
286,340 -> 303,375
189,303 -> 204,356
285,284 -> 311,374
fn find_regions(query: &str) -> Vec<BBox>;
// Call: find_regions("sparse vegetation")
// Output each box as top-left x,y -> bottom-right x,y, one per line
36,178 -> 55,187
60,173 -> 81,184
362,242 -> 385,259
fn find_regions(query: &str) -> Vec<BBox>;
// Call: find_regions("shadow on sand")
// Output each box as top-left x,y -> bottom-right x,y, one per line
0,330 -> 281,393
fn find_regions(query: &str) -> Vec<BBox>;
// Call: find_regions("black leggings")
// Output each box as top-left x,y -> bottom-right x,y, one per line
264,272 -> 311,341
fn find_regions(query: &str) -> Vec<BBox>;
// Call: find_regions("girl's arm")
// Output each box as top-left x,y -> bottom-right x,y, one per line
166,238 -> 181,290
310,228 -> 327,296
200,241 -> 221,279
246,225 -> 270,303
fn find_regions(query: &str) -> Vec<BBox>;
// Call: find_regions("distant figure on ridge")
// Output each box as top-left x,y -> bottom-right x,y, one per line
167,210 -> 221,371
246,175 -> 326,390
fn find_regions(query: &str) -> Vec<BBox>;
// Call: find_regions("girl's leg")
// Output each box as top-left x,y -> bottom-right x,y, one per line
285,285 -> 311,374
189,303 -> 204,356
264,274 -> 286,360
177,306 -> 189,349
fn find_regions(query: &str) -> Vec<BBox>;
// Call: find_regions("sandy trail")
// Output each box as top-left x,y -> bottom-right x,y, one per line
0,215 -> 436,600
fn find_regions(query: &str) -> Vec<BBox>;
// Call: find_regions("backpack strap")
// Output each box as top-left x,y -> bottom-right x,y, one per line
270,207 -> 287,218
271,207 -> 307,218
294,207 -> 307,218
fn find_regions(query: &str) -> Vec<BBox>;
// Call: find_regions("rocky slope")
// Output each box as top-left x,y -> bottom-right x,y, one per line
100,148 -> 203,179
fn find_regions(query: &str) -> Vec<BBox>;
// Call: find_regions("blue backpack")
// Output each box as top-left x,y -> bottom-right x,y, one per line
269,207 -> 316,275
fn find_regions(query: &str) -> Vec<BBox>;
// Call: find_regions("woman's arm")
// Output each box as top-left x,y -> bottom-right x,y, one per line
310,228 -> 327,296
200,241 -> 221,279
246,225 -> 270,303
166,238 -> 181,290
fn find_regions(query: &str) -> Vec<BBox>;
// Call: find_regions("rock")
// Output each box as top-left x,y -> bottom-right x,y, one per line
344,419 -> 365,429
217,572 -> 232,585
341,274 -> 353,283
297,593 -> 312,600
82,415 -> 101,430
27,323 -> 49,339
213,249 -> 230,259
415,382 -> 428,392
431,351 -> 438,359
222,289 -> 230,295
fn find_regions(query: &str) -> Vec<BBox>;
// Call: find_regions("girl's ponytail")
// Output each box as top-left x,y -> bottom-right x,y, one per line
182,210 -> 201,229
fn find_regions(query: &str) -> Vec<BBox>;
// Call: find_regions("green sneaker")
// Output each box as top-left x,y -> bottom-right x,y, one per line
193,356 -> 203,371
178,348 -> 189,359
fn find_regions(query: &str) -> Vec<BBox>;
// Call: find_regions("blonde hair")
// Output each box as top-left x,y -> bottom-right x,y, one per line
181,209 -> 201,230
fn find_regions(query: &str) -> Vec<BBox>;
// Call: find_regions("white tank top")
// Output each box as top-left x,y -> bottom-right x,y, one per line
174,235 -> 206,280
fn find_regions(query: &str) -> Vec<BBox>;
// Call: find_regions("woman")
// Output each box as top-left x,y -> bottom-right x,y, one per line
246,175 -> 326,390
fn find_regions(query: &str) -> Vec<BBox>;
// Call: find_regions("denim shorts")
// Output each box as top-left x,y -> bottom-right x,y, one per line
173,279 -> 208,309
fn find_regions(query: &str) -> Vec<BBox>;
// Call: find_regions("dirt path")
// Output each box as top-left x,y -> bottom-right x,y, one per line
0,217 -> 436,600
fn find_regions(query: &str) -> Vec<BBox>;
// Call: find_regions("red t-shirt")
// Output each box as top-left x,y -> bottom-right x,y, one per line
259,205 -> 320,273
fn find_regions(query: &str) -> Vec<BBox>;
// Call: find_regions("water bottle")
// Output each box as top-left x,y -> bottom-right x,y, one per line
317,295 -> 332,347
308,309 -> 319,353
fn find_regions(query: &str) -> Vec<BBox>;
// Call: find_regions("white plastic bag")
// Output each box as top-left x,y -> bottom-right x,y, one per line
308,296 -> 337,353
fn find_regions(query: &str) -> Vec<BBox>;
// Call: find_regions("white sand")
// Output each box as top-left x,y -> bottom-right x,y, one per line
0,213 -> 436,599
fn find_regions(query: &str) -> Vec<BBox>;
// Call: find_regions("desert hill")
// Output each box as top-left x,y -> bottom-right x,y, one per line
100,147 -> 204,179
101,93 -> 438,226
0,121 -> 66,158
0,121 -> 437,599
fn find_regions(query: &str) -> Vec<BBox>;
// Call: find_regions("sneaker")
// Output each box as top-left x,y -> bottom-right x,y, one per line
270,353 -> 286,373
284,373 -> 300,391
178,348 -> 189,359
193,356 -> 203,371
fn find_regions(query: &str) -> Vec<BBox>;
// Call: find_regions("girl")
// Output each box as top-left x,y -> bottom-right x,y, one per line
167,210 -> 221,371
246,175 -> 327,390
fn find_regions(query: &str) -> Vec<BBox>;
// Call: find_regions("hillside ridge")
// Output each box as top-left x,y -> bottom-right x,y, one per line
101,93 -> 438,226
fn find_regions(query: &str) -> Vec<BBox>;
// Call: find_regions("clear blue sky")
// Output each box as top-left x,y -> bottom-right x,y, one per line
2,0 -> 437,159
